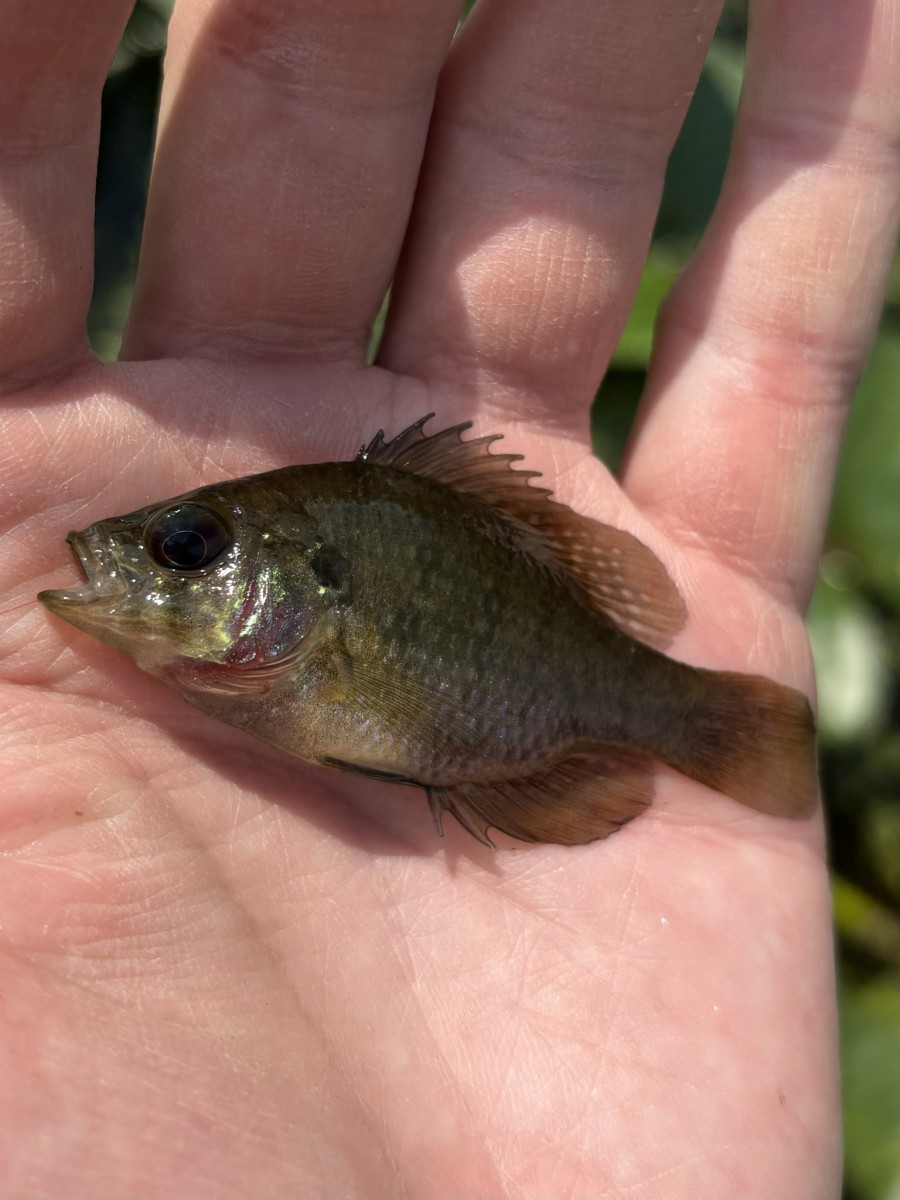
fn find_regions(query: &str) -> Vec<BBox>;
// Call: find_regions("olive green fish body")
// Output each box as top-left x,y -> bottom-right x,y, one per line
224,466 -> 668,773
39,417 -> 818,846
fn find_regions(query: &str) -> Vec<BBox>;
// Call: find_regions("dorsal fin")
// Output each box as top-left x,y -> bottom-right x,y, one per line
359,415 -> 686,650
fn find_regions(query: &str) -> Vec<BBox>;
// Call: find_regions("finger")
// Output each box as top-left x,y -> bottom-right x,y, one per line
123,0 -> 461,362
622,0 -> 900,606
0,0 -> 132,384
379,0 -> 722,424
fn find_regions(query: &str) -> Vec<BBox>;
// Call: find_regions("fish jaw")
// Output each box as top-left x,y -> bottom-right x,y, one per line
37,531 -> 211,679
38,528 -> 130,614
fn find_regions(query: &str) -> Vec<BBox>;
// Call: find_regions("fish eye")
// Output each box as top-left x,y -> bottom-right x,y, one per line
146,504 -> 232,573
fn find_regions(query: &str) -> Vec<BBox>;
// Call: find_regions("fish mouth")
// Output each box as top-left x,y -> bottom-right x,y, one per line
38,528 -> 128,609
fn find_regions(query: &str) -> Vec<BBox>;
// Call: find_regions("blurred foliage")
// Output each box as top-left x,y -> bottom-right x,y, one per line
89,0 -> 169,360
90,4 -> 899,1197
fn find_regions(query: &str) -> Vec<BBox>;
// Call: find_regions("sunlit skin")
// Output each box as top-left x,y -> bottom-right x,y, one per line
1,0 -> 898,1195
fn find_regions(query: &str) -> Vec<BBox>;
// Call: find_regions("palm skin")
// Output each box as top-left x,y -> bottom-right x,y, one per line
0,362 -> 838,1197
2,0 -> 898,1196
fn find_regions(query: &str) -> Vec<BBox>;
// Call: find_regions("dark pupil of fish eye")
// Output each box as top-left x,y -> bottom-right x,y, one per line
161,529 -> 210,568
149,506 -> 230,571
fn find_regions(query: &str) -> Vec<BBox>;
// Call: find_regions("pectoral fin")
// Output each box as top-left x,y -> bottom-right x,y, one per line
337,658 -> 480,758
322,757 -> 418,786
428,753 -> 654,847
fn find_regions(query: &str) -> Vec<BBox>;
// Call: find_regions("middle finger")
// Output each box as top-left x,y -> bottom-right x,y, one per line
381,0 -> 724,427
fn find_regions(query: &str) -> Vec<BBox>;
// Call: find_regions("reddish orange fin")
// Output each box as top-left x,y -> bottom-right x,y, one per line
670,669 -> 819,818
428,753 -> 654,847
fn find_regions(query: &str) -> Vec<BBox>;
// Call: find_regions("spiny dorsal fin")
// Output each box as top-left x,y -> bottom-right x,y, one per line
359,415 -> 686,650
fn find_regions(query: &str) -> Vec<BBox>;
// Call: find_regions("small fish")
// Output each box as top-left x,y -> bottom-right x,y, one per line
39,416 -> 817,846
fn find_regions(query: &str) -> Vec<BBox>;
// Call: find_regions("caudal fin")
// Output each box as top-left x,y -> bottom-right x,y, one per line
670,669 -> 819,819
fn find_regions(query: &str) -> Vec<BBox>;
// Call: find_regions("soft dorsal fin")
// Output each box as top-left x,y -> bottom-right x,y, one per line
359,415 -> 686,650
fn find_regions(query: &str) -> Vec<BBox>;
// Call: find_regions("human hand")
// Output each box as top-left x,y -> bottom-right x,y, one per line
3,0 -> 897,1194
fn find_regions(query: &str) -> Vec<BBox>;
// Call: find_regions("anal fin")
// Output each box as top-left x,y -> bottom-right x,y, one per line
428,753 -> 654,847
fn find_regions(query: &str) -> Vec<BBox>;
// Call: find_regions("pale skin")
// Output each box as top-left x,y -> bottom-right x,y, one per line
1,0 -> 898,1195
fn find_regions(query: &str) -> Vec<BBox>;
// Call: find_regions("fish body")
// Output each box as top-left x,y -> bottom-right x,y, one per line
39,417 -> 818,845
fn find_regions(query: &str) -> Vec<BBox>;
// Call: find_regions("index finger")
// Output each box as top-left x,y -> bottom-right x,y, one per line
123,0 -> 462,362
0,0 -> 132,384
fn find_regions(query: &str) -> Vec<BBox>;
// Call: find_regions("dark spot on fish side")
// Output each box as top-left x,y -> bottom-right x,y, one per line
481,589 -> 503,625
414,540 -> 443,575
310,544 -> 349,594
398,609 -> 423,643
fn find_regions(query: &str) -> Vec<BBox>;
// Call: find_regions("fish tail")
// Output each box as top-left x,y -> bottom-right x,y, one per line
667,668 -> 819,819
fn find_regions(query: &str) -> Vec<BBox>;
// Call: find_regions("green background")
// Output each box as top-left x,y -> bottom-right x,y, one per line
90,3 -> 900,1195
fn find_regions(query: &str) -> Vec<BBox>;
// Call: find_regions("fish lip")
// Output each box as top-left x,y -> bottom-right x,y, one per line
39,528 -> 128,607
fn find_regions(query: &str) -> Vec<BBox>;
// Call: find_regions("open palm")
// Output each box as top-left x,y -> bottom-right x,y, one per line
3,0 -> 897,1195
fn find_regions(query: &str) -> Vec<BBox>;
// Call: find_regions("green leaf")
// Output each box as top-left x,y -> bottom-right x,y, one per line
842,977 -> 900,1199
366,288 -> 392,364
865,799 -> 900,906
655,60 -> 737,239
885,248 -> 900,307
87,274 -> 135,364
703,36 -> 746,111
834,876 -> 900,969
829,326 -> 900,613
591,370 -> 644,472
807,570 -> 892,745
610,246 -> 687,371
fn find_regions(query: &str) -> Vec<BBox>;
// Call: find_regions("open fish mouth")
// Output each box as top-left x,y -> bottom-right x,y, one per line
38,528 -> 127,608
